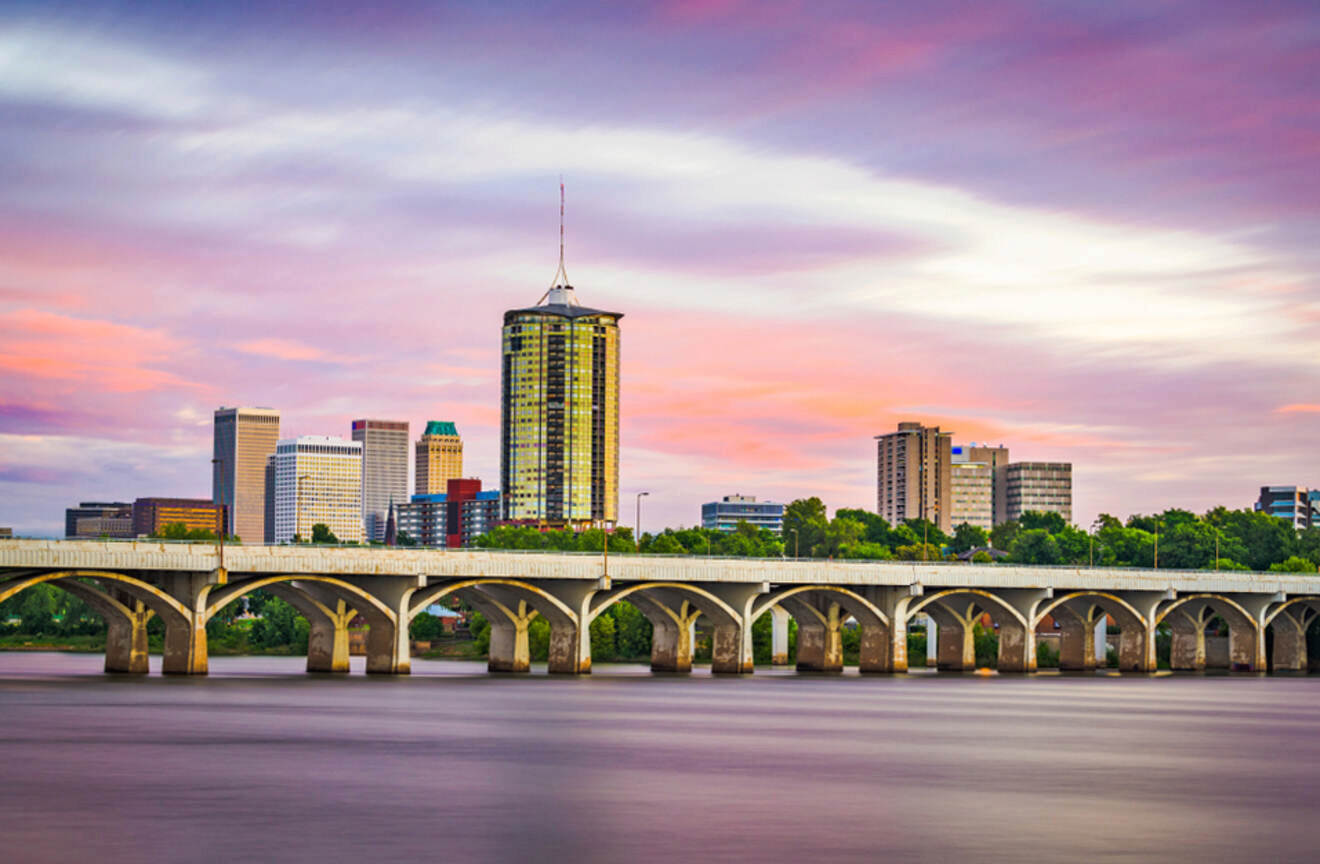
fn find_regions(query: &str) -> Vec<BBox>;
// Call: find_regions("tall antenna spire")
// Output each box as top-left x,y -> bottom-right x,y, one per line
541,176 -> 579,304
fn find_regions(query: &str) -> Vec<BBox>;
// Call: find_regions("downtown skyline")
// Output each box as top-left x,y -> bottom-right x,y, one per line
1,1 -> 1318,537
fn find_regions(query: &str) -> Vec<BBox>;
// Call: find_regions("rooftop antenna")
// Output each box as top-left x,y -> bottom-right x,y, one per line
539,177 -> 579,305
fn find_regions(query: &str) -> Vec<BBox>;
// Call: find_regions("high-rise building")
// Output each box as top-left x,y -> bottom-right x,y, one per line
272,435 -> 363,544
64,502 -> 131,538
415,421 -> 463,495
500,227 -> 621,529
1254,486 -> 1316,530
131,498 -> 225,537
950,444 -> 1010,531
875,422 -> 953,532
998,462 -> 1073,524
701,495 -> 785,533
213,407 -> 280,543
351,418 -> 409,542
396,477 -> 501,548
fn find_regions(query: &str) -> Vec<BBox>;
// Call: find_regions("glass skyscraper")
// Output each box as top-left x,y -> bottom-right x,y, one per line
500,282 -> 621,529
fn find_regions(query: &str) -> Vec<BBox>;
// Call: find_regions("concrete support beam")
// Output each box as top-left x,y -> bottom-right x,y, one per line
342,575 -> 422,675
263,582 -> 355,674
537,580 -> 600,675
487,604 -> 533,673
1169,610 -> 1205,671
994,588 -> 1053,673
1056,606 -> 1095,671
786,597 -> 843,673
1116,590 -> 1174,674
104,597 -> 153,675
928,606 -> 975,671
770,605 -> 790,666
706,583 -> 767,674
1094,614 -> 1108,666
1270,609 -> 1308,672
159,571 -> 221,676
921,615 -> 938,667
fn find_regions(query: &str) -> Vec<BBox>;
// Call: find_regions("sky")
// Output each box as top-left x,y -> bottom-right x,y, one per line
0,0 -> 1317,538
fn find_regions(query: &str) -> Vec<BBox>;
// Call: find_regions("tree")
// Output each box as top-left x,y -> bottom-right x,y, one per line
396,530 -> 419,548
894,542 -> 942,561
648,533 -> 684,555
971,550 -> 994,564
1020,511 -> 1066,534
950,523 -> 988,554
782,498 -> 827,557
1270,556 -> 1317,573
310,523 -> 338,544
1013,529 -> 1060,565
990,520 -> 1020,552
589,614 -> 617,661
819,517 -> 865,558
903,518 -> 948,549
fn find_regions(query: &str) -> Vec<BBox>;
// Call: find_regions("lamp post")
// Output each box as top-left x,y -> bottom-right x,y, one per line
789,527 -> 799,560
1153,520 -> 1160,570
210,458 -> 225,571
635,491 -> 649,552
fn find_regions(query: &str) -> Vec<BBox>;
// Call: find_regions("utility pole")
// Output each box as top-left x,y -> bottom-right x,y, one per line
211,458 -> 225,571
635,491 -> 649,552
1153,521 -> 1159,570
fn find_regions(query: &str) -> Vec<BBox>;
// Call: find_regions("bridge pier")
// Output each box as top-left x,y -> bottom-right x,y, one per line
487,604 -> 533,673
1169,611 -> 1205,671
930,607 -> 975,671
1270,609 -> 1308,672
786,597 -> 844,673
351,576 -> 421,675
266,583 -> 355,674
628,593 -> 697,673
160,572 -> 219,676
1055,606 -> 1096,671
707,584 -> 766,674
103,596 -> 153,675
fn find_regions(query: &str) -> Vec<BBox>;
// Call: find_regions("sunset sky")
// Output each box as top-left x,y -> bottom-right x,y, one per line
1,0 -> 1317,537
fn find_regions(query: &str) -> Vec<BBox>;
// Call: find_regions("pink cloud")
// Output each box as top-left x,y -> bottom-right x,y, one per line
1277,404 -> 1320,414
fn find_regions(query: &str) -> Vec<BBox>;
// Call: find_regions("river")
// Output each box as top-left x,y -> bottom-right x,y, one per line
0,653 -> 1316,862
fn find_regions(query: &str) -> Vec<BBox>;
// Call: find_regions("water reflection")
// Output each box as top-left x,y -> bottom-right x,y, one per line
0,653 -> 1316,863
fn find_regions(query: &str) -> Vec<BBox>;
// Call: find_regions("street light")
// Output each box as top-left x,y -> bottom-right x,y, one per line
1153,520 -> 1160,570
210,458 -> 225,571
635,491 -> 649,552
789,527 -> 799,560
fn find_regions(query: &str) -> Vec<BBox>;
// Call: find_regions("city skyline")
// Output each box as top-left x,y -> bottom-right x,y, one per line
2,2 -> 1319,536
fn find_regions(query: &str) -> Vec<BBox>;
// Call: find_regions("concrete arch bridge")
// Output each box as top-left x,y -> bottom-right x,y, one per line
1,540 -> 1316,676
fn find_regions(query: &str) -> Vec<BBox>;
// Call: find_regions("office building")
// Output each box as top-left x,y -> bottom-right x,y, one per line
73,516 -> 134,538
0,528 -> 11,538
875,422 -> 953,532
998,462 -> 1073,524
64,502 -> 131,538
352,418 -> 409,542
950,444 -> 1010,531
131,498 -> 225,537
416,421 -> 463,495
213,406 -> 280,543
396,478 -> 501,548
1254,486 -> 1317,530
500,250 -> 621,529
701,495 -> 785,533
272,435 -> 363,544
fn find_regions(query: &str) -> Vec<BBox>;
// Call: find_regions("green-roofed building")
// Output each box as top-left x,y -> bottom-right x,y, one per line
416,421 -> 462,495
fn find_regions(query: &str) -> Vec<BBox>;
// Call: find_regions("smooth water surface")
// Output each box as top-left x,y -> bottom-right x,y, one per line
0,653 -> 1317,863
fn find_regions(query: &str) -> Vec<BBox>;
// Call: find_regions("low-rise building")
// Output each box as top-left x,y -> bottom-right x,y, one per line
1254,486 -> 1317,530
701,495 -> 785,533
0,527 -> 12,538
397,478 -> 500,548
74,516 -> 134,538
132,498 -> 225,537
64,502 -> 131,538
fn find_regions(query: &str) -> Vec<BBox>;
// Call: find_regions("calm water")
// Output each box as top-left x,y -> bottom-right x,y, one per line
1,654 -> 1317,863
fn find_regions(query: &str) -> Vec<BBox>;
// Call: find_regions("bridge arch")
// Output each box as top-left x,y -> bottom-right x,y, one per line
1156,593 -> 1260,672
907,589 -> 1034,672
585,582 -> 745,674
204,574 -> 394,625
749,586 -> 893,673
0,570 -> 190,625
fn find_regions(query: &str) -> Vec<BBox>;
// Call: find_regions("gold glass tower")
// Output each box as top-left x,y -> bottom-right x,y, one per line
415,421 -> 463,495
501,196 -> 621,528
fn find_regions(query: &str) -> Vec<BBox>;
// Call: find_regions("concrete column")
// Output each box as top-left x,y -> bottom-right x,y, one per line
706,583 -> 767,674
103,598 -> 152,675
536,579 -> 601,675
306,598 -> 354,674
1169,612 -> 1205,671
1270,611 -> 1308,672
487,612 -> 532,673
770,605 -> 791,666
548,620 -> 585,674
858,620 -> 893,673
793,601 -> 843,673
997,619 -> 1032,673
711,623 -> 747,674
1056,608 -> 1095,671
1118,625 -> 1151,672
936,618 -> 975,670
1094,614 -> 1108,666
347,575 -> 422,675
160,571 -> 221,675
1229,622 -> 1263,672
649,615 -> 693,673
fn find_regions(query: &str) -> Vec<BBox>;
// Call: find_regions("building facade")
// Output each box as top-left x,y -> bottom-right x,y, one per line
997,462 -> 1073,524
701,495 -> 785,533
415,421 -> 463,495
949,444 -> 1010,531
272,436 -> 363,544
351,418 -> 409,542
73,516 -> 134,538
501,281 -> 621,529
396,478 -> 500,548
1254,486 -> 1317,530
875,422 -> 953,532
64,502 -> 131,538
131,498 -> 225,537
213,406 -> 280,543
